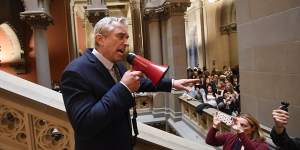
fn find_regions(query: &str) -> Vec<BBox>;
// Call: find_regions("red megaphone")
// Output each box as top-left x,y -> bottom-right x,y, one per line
127,53 -> 169,86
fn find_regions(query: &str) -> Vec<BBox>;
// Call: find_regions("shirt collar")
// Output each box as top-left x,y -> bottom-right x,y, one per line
92,48 -> 114,70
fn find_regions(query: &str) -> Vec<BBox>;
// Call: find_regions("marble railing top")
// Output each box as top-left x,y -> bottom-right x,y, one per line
0,70 -> 65,111
138,121 -> 215,150
178,94 -> 218,116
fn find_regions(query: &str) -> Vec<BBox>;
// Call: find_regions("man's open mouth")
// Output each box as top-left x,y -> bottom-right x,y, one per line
117,48 -> 124,53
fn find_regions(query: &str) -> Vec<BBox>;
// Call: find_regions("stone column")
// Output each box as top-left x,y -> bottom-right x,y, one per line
162,1 -> 191,79
199,0 -> 207,68
20,0 -> 53,88
144,14 -> 162,64
85,0 -> 108,27
129,0 -> 143,54
143,0 -> 191,121
162,1 -> 191,121
144,2 -> 166,119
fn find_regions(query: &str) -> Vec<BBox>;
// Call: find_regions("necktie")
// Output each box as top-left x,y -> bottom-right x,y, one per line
112,64 -> 121,82
113,64 -> 139,145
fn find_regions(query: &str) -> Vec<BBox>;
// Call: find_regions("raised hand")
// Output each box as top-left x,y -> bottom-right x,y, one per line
272,107 -> 289,134
231,117 -> 244,133
173,79 -> 200,92
120,70 -> 143,92
213,112 -> 221,128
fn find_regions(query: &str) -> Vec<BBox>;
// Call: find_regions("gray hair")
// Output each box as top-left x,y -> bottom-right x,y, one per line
94,17 -> 127,48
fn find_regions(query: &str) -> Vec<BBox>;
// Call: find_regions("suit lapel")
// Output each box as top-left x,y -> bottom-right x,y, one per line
85,49 -> 116,86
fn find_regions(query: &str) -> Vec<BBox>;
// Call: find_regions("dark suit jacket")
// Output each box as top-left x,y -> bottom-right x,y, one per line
60,48 -> 172,150
271,127 -> 300,150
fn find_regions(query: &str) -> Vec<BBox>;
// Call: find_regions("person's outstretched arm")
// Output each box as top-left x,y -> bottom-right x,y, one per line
206,112 -> 228,146
271,108 -> 299,149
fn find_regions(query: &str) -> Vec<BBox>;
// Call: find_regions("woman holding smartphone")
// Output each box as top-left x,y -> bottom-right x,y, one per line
206,113 -> 269,150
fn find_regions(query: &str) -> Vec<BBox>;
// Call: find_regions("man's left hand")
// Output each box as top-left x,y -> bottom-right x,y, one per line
173,79 -> 200,92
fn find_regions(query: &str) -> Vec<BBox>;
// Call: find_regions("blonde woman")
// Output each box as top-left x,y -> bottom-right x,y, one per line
206,113 -> 268,150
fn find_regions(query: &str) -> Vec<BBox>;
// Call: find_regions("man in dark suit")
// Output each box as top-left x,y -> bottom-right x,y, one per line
60,17 -> 199,150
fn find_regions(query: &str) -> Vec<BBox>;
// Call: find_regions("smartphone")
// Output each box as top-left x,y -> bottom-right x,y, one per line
216,111 -> 233,125
280,101 -> 289,112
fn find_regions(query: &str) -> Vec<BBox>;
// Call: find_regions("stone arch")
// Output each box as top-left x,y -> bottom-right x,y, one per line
0,23 -> 23,64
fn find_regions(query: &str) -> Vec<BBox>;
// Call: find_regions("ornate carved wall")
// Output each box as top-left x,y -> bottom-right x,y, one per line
0,92 -> 74,150
185,0 -> 238,71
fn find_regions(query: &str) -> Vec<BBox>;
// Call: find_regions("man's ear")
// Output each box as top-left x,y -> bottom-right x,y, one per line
95,34 -> 105,46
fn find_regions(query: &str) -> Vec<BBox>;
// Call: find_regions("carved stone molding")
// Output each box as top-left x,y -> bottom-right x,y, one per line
85,0 -> 108,26
144,2 -> 164,20
85,9 -> 108,26
129,0 -> 138,9
32,116 -> 72,150
144,1 -> 191,19
144,11 -> 161,20
162,1 -> 191,18
20,12 -> 53,29
135,94 -> 153,114
0,105 -> 27,146
220,23 -> 237,34
136,95 -> 153,109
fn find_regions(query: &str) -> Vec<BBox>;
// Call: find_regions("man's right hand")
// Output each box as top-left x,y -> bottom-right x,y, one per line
121,70 -> 143,92
272,108 -> 289,134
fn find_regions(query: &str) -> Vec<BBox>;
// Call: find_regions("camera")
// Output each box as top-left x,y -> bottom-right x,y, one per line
280,101 -> 289,112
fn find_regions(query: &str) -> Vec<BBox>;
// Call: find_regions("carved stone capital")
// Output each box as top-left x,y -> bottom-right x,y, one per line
162,1 -> 191,18
220,23 -> 237,34
144,1 -> 165,20
20,11 -> 53,29
144,11 -> 161,21
144,0 -> 191,20
85,8 -> 108,26
129,0 -> 138,9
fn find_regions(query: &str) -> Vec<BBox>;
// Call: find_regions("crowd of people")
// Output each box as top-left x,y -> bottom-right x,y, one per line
186,67 -> 300,150
186,65 -> 240,116
185,66 -> 299,149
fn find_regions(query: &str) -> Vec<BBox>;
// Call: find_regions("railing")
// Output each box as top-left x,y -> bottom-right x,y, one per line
0,71 -> 74,150
178,94 -> 231,134
0,70 -> 214,150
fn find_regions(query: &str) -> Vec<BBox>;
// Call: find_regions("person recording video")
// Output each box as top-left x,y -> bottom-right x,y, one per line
60,16 -> 199,150
206,113 -> 268,150
270,104 -> 300,150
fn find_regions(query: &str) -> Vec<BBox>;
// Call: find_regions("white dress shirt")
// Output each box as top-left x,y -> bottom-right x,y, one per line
92,49 -> 132,92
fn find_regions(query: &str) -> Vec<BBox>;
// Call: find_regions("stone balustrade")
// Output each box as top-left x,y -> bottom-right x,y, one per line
178,94 -> 231,135
0,71 -> 74,150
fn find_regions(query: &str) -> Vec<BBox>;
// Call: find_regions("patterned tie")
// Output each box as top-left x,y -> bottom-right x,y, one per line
112,64 -> 121,82
113,64 -> 139,145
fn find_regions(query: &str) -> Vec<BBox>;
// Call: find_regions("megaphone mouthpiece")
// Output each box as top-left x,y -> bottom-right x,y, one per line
126,53 -> 136,64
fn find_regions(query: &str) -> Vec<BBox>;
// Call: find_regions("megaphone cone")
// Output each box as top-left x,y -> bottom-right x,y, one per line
127,53 -> 169,86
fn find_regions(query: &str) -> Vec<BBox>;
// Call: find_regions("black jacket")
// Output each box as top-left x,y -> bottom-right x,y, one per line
270,127 -> 300,150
